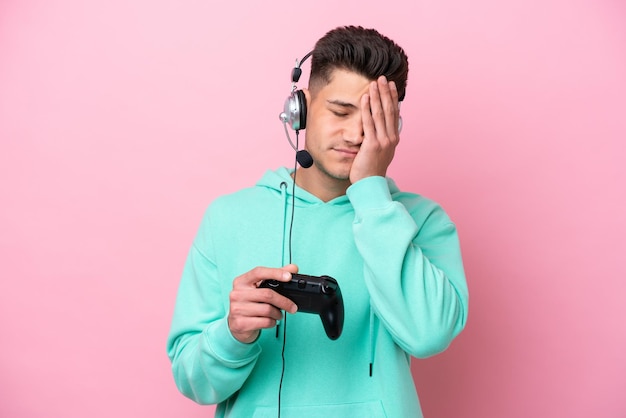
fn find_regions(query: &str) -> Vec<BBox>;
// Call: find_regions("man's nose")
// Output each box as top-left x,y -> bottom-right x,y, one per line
343,116 -> 364,144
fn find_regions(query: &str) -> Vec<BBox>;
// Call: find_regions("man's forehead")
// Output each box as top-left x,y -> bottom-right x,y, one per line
316,68 -> 371,100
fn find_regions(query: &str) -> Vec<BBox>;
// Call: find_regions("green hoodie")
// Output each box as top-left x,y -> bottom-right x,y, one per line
167,167 -> 468,417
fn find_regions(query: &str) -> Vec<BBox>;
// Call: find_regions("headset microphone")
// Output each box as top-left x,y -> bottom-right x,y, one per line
296,150 -> 313,168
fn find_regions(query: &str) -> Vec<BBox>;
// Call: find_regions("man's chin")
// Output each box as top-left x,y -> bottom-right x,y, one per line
315,161 -> 351,182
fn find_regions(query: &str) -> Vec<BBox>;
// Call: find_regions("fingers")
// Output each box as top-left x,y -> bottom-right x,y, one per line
383,79 -> 400,140
361,92 -> 375,142
232,265 -> 298,311
233,264 -> 297,288
363,76 -> 400,146
227,293 -> 288,341
228,265 -> 299,343
352,76 -> 400,183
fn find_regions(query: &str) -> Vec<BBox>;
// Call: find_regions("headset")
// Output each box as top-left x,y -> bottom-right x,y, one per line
279,52 -> 314,167
279,52 -> 312,131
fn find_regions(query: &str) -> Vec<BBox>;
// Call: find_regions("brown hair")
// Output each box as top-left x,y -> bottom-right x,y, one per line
309,26 -> 409,101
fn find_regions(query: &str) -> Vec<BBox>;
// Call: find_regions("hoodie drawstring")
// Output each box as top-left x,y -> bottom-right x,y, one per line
369,307 -> 376,377
279,181 -> 289,265
276,181 -> 289,338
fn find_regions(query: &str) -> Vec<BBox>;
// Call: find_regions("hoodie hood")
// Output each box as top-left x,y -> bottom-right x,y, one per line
256,166 -> 401,206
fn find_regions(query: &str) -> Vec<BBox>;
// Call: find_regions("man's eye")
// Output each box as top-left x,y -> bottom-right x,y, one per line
331,111 -> 348,117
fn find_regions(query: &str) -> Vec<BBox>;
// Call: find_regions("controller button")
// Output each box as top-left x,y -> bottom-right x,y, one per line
322,282 -> 336,294
297,279 -> 306,289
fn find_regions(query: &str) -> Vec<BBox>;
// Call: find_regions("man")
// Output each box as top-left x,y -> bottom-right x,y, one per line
167,26 -> 468,417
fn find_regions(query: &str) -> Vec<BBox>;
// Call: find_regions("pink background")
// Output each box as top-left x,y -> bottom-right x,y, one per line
1,1 -> 625,417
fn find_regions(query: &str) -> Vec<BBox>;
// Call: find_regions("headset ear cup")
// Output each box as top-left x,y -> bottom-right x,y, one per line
295,90 -> 307,130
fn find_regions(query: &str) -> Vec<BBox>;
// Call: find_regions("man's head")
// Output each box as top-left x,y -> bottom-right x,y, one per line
308,26 -> 409,101
291,26 -> 408,201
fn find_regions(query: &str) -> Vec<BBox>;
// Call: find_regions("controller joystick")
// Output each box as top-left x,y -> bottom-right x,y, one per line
260,273 -> 344,340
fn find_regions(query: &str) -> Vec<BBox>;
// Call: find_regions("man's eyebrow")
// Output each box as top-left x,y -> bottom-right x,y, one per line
326,99 -> 358,109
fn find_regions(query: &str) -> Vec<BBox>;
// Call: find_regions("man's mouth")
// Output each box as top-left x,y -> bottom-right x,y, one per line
333,148 -> 359,157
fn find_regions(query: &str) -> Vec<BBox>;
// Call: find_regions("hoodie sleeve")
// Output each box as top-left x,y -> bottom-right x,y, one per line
166,210 -> 261,405
347,176 -> 469,358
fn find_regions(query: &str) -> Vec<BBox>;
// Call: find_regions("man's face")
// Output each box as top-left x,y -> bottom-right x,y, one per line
303,68 -> 372,182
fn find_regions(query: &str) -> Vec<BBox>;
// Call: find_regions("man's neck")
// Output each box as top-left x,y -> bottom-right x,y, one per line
293,168 -> 350,203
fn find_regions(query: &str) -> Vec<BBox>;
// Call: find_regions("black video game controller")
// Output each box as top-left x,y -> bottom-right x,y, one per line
260,273 -> 344,340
